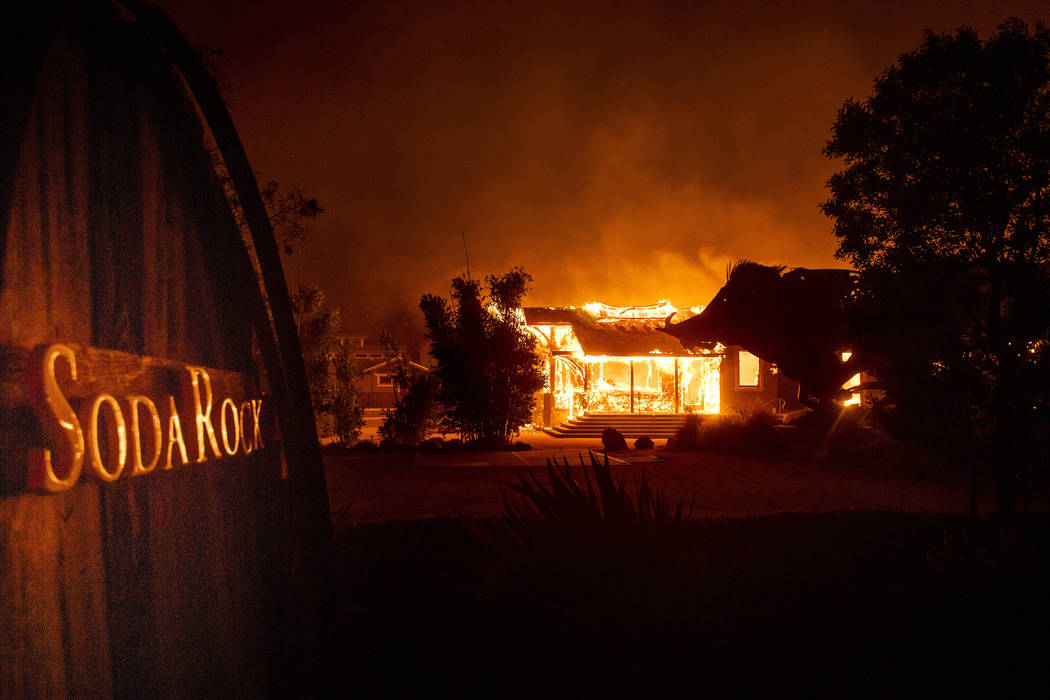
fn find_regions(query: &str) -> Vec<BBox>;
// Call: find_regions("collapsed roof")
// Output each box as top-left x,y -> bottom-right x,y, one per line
523,306 -> 719,357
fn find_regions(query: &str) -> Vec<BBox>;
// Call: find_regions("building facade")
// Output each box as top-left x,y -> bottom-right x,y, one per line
524,302 -> 801,427
335,332 -> 427,409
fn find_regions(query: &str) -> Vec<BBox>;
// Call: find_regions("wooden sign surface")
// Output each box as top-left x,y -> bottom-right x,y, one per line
2,342 -> 269,491
0,2 -> 329,696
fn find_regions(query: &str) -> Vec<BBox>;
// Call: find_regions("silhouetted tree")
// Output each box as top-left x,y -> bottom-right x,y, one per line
211,155 -> 323,257
330,348 -> 366,446
377,370 -> 442,447
822,19 -> 1050,521
257,178 -> 324,256
292,286 -> 364,445
199,44 -> 323,260
420,267 -> 546,445
379,302 -> 428,364
377,331 -> 442,446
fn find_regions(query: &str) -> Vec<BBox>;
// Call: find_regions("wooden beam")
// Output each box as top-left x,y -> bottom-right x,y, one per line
674,358 -> 680,414
630,360 -> 635,413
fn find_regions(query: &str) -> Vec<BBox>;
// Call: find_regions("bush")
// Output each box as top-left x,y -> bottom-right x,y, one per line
926,523 -> 1046,596
668,407 -> 786,458
331,376 -> 365,446
668,414 -> 702,449
703,409 -> 785,457
420,267 -> 546,444
420,437 -> 445,451
293,286 -> 365,446
378,370 -> 442,447
600,427 -> 627,451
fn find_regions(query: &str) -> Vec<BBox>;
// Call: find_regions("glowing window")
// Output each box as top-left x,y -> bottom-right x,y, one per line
738,351 -> 760,387
376,374 -> 393,387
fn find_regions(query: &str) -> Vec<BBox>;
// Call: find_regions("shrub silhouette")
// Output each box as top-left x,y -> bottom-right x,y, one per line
472,451 -> 742,663
668,414 -> 702,449
668,408 -> 785,457
600,427 -> 627,451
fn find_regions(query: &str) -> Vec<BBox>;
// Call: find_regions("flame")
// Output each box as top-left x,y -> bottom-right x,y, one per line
578,355 -> 721,414
581,300 -> 677,321
487,303 -> 527,324
842,371 -> 861,406
532,300 -> 720,415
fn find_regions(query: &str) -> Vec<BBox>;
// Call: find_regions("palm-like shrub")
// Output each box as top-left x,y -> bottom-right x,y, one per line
473,451 -> 737,667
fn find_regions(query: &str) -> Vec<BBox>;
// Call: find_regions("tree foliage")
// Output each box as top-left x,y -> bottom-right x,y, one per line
420,267 -> 546,445
377,369 -> 442,447
330,347 -> 366,447
821,19 -> 1050,518
257,179 -> 324,255
292,286 -> 364,445
377,332 -> 443,446
211,154 -> 323,257
198,44 -> 323,257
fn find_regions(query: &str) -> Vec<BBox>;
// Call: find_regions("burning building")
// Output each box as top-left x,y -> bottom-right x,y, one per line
524,301 -> 801,427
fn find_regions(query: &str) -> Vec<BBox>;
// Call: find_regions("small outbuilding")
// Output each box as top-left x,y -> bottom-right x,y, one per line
359,358 -> 429,409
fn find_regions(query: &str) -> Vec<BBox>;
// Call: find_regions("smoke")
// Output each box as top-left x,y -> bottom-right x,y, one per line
161,0 -> 1050,334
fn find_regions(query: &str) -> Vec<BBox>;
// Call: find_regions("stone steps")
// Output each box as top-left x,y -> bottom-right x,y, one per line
543,412 -> 692,438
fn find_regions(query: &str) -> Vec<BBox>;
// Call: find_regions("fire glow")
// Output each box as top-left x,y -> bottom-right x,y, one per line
527,301 -> 722,418
840,350 -> 862,406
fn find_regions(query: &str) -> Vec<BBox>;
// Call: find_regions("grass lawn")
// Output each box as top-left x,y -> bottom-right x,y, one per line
322,432 -> 1049,697
324,428 -> 1002,523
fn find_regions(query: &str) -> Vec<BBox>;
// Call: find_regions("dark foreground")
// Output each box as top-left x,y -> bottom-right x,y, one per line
326,511 -> 1049,698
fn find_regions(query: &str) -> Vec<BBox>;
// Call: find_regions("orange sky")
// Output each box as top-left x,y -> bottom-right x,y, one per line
158,0 -> 1047,335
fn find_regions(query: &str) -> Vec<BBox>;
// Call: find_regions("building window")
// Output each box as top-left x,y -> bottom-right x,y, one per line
376,374 -> 393,386
738,351 -> 760,387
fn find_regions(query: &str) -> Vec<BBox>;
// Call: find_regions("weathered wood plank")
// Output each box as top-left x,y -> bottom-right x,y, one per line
0,342 -> 254,401
0,485 -> 113,697
0,2 -> 327,695
1,342 -> 263,490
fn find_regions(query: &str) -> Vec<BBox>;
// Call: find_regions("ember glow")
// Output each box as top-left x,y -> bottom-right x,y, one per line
582,300 -> 679,321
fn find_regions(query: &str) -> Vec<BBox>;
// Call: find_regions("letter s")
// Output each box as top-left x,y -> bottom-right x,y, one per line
27,344 -> 85,492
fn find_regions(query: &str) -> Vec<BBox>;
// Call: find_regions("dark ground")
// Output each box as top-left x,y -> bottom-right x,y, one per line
326,513 -> 1048,698
322,433 -> 1049,697
324,427 -> 1006,523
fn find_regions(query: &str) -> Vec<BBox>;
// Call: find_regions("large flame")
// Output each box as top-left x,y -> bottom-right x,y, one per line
532,301 -> 721,416
582,300 -> 677,321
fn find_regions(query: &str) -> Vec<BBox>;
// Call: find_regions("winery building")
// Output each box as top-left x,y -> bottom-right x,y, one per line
523,301 -> 802,428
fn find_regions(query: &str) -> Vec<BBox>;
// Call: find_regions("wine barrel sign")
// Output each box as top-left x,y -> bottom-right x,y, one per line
1,1 -> 332,697
25,343 -> 269,492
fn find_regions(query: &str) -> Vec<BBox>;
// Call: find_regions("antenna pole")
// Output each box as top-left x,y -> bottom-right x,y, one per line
460,231 -> 471,280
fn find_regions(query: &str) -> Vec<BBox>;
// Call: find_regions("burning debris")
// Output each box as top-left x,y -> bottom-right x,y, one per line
524,301 -> 724,421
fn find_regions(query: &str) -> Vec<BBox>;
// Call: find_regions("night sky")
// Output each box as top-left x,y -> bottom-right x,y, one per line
157,0 -> 1047,335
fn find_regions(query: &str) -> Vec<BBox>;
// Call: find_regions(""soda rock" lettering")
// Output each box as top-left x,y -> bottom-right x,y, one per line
26,344 -> 264,493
